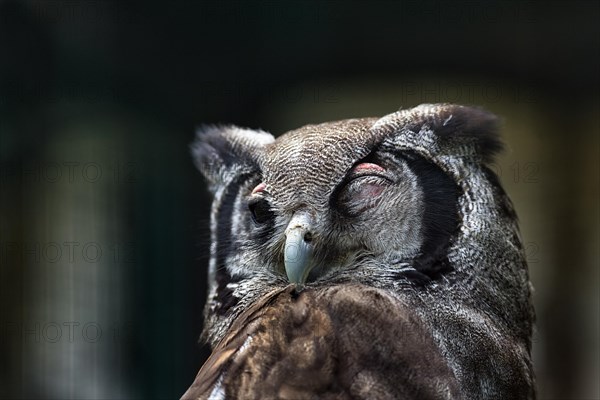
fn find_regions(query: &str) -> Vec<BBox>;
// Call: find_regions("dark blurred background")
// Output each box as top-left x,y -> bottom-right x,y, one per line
0,1 -> 598,399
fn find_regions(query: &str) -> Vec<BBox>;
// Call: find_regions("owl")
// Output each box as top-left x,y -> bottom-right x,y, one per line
182,104 -> 535,399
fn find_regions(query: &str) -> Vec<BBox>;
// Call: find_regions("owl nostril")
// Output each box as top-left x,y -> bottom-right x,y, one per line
303,232 -> 313,243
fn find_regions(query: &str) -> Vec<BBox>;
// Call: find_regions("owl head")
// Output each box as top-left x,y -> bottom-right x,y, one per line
192,104 -> 532,363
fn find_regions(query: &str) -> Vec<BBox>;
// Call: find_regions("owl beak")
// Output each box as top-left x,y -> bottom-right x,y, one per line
284,213 -> 314,285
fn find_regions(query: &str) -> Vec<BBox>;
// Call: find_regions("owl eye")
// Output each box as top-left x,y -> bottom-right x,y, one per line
248,198 -> 274,224
333,162 -> 392,216
336,175 -> 390,216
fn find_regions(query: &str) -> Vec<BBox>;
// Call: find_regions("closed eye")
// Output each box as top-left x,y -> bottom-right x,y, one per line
335,172 -> 392,217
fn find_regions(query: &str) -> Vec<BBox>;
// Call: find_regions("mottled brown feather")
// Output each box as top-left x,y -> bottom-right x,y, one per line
182,285 -> 460,400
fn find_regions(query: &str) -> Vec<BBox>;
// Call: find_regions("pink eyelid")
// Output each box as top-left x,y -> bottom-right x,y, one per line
251,182 -> 266,194
352,162 -> 385,173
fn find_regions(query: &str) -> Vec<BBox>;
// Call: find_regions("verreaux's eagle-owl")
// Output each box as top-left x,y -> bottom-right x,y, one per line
182,104 -> 535,399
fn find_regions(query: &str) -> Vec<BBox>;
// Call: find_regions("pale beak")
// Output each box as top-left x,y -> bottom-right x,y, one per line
284,213 -> 314,285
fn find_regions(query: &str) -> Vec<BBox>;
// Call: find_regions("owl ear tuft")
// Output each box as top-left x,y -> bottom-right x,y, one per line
428,104 -> 503,161
191,125 -> 275,192
376,104 -> 504,163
